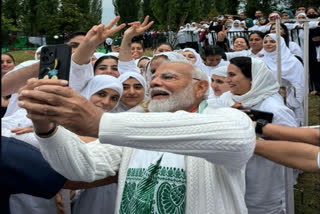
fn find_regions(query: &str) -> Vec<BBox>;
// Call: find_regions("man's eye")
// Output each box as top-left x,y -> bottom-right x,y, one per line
162,75 -> 174,79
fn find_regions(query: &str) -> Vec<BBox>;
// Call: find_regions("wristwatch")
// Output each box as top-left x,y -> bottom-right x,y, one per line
255,119 -> 268,135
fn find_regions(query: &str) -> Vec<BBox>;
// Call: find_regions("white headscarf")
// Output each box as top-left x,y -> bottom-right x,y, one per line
81,75 -> 123,111
93,52 -> 107,60
35,46 -> 44,60
183,48 -> 203,67
119,72 -> 147,97
262,33 -> 304,88
229,20 -> 245,32
105,52 -> 119,58
211,65 -> 228,77
231,58 -> 280,107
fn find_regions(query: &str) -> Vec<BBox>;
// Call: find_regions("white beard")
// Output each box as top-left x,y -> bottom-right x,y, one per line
148,84 -> 195,112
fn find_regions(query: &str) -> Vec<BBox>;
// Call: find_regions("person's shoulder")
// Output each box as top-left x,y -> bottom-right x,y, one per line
204,105 -> 248,117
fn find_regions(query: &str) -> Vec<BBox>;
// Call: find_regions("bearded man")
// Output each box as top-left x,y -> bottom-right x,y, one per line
18,61 -> 255,214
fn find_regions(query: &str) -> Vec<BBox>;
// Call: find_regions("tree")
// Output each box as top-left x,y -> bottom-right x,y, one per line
113,0 -> 140,24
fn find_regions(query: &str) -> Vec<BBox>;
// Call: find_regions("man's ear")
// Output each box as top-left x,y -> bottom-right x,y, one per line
194,80 -> 208,99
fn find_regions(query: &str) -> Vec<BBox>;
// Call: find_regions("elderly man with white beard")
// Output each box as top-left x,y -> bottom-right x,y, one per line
18,61 -> 255,214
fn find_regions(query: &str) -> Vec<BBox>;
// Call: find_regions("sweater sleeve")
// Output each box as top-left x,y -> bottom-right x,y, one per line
69,59 -> 94,93
36,126 -> 122,182
99,107 -> 256,169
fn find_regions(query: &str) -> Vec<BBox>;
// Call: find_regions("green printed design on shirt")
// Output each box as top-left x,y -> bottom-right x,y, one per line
119,159 -> 186,214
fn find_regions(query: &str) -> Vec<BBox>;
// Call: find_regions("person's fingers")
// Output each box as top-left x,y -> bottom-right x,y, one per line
11,128 -> 22,133
35,85 -> 76,98
141,21 -> 154,31
19,89 -> 66,107
106,23 -> 126,36
105,16 -> 121,29
141,16 -> 149,26
18,79 -> 68,94
19,99 -> 61,116
128,21 -> 140,25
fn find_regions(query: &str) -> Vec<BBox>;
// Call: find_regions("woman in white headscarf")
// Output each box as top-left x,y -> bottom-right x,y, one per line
223,56 -> 297,214
182,48 -> 209,73
113,72 -> 147,112
71,75 -> 123,214
262,33 -> 305,125
207,65 -> 232,107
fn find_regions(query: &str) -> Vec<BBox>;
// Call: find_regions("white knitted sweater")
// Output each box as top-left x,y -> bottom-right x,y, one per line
37,107 -> 256,214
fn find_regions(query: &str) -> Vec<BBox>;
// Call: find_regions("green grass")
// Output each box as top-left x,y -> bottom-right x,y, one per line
6,50 -> 320,213
8,50 -> 37,64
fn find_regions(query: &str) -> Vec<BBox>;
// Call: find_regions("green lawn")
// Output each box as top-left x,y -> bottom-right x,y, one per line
6,50 -> 320,213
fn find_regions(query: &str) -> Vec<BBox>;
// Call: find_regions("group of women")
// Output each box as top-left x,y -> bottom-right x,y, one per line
0,13 -> 316,214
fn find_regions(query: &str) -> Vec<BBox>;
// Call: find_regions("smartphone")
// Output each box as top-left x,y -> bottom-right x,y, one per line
38,44 -> 71,83
239,108 -> 274,123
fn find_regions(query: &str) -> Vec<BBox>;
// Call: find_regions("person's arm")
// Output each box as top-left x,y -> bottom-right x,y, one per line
2,62 -> 39,96
118,16 -> 153,74
72,16 -> 126,65
63,175 -> 118,190
255,140 -> 319,172
1,136 -> 66,198
261,123 -> 319,145
37,129 -> 122,182
98,108 -> 256,169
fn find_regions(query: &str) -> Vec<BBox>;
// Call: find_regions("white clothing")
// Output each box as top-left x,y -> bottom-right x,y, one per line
80,75 -> 123,100
289,41 -> 302,58
223,58 -> 297,214
225,49 -> 264,61
38,107 -> 256,214
262,33 -> 305,125
118,60 -> 140,75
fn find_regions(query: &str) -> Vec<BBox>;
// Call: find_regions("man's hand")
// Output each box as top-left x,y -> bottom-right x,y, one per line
18,79 -> 103,137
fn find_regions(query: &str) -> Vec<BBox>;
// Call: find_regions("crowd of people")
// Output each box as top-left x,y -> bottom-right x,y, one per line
1,7 -> 320,214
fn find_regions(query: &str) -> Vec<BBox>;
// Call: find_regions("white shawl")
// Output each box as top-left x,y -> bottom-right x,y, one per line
232,58 -> 280,107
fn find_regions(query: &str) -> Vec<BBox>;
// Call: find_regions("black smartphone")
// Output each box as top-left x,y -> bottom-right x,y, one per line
239,108 -> 274,123
38,44 -> 71,83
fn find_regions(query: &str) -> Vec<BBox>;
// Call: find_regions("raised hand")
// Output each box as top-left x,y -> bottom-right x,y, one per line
84,16 -> 126,48
124,16 -> 154,39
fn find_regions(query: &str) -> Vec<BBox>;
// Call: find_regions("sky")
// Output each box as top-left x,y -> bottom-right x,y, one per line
102,1 -> 116,25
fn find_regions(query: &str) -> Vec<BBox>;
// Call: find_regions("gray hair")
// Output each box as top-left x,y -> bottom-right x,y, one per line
190,65 -> 210,100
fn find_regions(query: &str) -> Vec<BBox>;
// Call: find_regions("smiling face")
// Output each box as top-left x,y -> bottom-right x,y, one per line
121,78 -> 145,107
148,62 -> 200,112
131,43 -> 144,59
89,88 -> 120,112
94,58 -> 119,77
211,74 -> 230,96
1,54 -> 15,76
183,51 -> 197,64
263,36 -> 277,53
226,64 -> 251,95
233,38 -> 248,51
